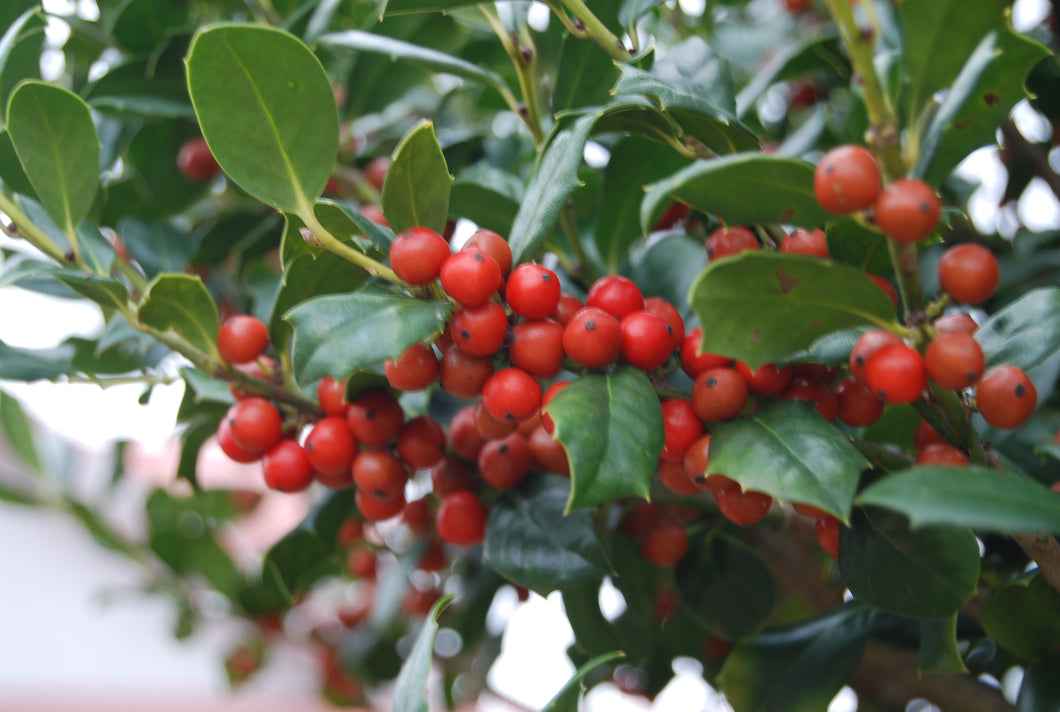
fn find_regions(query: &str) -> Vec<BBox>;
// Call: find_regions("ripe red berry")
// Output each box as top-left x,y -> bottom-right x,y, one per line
449,405 -> 487,460
849,329 -> 903,384
914,420 -> 946,451
680,328 -> 733,378
715,485 -> 772,525
217,417 -> 262,463
436,491 -> 488,546
389,227 -> 451,285
682,434 -> 735,492
318,376 -> 347,417
815,515 -> 840,558
506,263 -> 562,320
864,342 -> 927,405
976,364 -> 1037,429
440,249 -> 503,307
396,415 -> 447,470
364,156 -> 390,191
474,401 -> 519,440
451,302 -> 508,357
813,145 -> 882,214
586,275 -> 644,319
937,243 -> 1000,305
643,297 -> 685,349
781,378 -> 839,421
462,228 -> 512,276
691,368 -> 749,422
482,368 -> 542,423
563,306 -> 622,369
834,375 -> 884,427
304,416 -> 358,478
217,315 -> 269,365
439,345 -> 494,399
639,519 -> 689,567
262,439 -> 314,492
916,443 -> 970,466
934,312 -> 979,335
177,136 -> 220,182
736,361 -> 794,397
659,458 -> 700,495
780,228 -> 829,258
352,449 -> 409,500
227,397 -> 283,454
509,320 -> 565,378
478,432 -> 533,489
552,293 -> 584,325
384,342 -> 439,392
660,399 -> 705,462
924,332 -> 984,390
356,488 -> 406,521
346,390 -> 404,447
529,425 -> 570,476
706,226 -> 759,261
430,456 -> 476,498
620,310 -> 674,371
873,178 -> 940,244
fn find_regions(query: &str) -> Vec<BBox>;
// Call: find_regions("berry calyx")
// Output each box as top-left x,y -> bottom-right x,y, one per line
813,145 -> 882,215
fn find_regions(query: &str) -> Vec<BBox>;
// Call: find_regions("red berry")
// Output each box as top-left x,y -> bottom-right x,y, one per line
976,364 -> 1037,429
682,434 -> 735,492
389,227 -> 451,285
359,204 -> 388,226
440,249 -> 503,307
815,516 -> 840,558
864,342 -> 927,405
715,485 -> 772,526
924,332 -> 984,390
506,263 -> 562,320
449,405 -> 487,460
586,275 -> 644,319
509,320 -> 566,378
436,491 -> 488,546
781,378 -> 839,421
346,390 -> 404,446
430,455 -> 476,498
937,244 -> 1000,305
439,345 -> 494,399
227,397 -> 283,454
873,178 -> 940,244
691,368 -> 749,422
529,425 -> 570,475
849,329 -> 902,384
660,399 -> 705,462
478,432 -> 533,489
462,229 -> 512,276
552,293 -> 584,325
834,375 -> 884,427
866,274 -> 899,310
356,488 -> 406,521
364,156 -> 389,191
934,312 -> 979,335
217,417 -> 262,463
352,449 -> 408,500
639,519 -> 689,567
563,306 -> 622,369
384,342 -> 439,392
735,361 -> 793,397
540,380 -> 570,435
318,376 -> 347,417
396,415 -> 447,469
680,328 -> 733,378
780,228 -> 829,258
305,416 -> 358,478
262,439 -> 314,492
659,458 -> 700,495
652,201 -> 690,231
813,145 -> 882,215
644,297 -> 685,350
177,136 -> 220,182
451,302 -> 508,357
217,315 -> 269,365
914,420 -> 945,451
706,226 -> 759,261
620,310 -> 674,371
474,401 -> 519,440
785,0 -> 812,11
916,443 -> 970,466
482,368 -> 542,424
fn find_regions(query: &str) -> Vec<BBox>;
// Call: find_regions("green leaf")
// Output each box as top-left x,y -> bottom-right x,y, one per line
84,44 -> 193,119
553,33 -> 618,113
285,283 -> 451,386
0,129 -> 36,196
675,533 -> 775,640
137,273 -> 221,358
449,174 -> 519,237
67,500 -> 137,556
0,338 -> 75,381
392,594 -> 456,712
545,367 -> 663,511
708,401 -> 868,522
483,475 -> 611,596
838,508 -> 980,619
185,24 -> 338,211
6,81 -> 99,236
857,466 -> 1060,534
509,113 -> 596,265
981,572 -> 1060,660
918,615 -> 967,674
1017,660 -> 1060,711
734,32 -> 844,118
380,119 -> 453,234
0,8 -> 44,117
110,0 -> 187,54
914,29 -> 1049,185
687,252 -> 897,369
900,0 -> 1010,120
381,0 -> 481,14
641,154 -> 835,233
629,234 -> 707,322
315,198 -> 395,254
116,218 -> 196,278
542,651 -> 625,712
53,270 -> 128,311
0,388 -> 39,471
718,603 -> 876,712
269,251 -> 369,353
976,288 -> 1060,370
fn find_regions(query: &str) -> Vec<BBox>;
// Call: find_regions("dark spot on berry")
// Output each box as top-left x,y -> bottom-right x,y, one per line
876,389 -> 887,399
693,474 -> 706,484
461,329 -> 471,340
1014,384 -> 1026,398
541,273 -> 552,282
705,377 -> 718,388
365,409 -> 376,420
499,444 -> 510,454
966,372 -> 977,383
473,253 -> 484,262
919,200 -> 931,213
855,356 -> 866,367
585,320 -> 596,331
666,325 -> 673,335
504,413 -> 515,421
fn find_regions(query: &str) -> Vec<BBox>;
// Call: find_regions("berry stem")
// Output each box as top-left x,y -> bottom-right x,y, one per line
552,0 -> 633,63
0,193 -> 77,267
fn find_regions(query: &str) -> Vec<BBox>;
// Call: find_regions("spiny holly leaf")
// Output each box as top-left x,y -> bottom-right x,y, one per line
858,466 -> 1060,534
285,283 -> 451,386
718,603 -> 876,712
54,271 -> 128,311
380,119 -> 452,235
707,401 -> 867,523
839,508 -> 980,620
484,475 -> 611,596
980,572 -> 1060,660
914,28 -> 1049,186
392,594 -> 456,712
545,367 -> 662,511
185,24 -> 337,212
688,252 -> 897,369
553,33 -> 618,113
976,287 -> 1060,370
642,154 -> 835,233
918,615 -> 967,674
268,251 -> 369,353
6,81 -> 99,237
137,273 -> 221,357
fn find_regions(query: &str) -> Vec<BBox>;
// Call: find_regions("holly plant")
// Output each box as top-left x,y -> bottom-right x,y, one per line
3,0 -> 1060,710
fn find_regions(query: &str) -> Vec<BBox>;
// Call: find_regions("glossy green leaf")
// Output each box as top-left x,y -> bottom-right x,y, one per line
285,284 -> 451,386
315,198 -> 395,254
708,401 -> 867,522
981,572 -> 1060,660
838,508 -> 980,619
449,175 -> 519,237
976,288 -> 1060,370
563,583 -> 624,659
553,34 -> 618,113
675,533 -> 775,640
0,8 -> 44,117
630,234 -> 707,321
15,195 -> 116,275
914,29 -> 1049,185
918,615 -> 967,674
484,475 -> 611,596
545,367 -> 663,511
6,81 -> 99,236
1017,660 -> 1060,711
392,594 -> 456,712
116,218 -> 196,278
0,129 -> 35,196
380,120 -> 452,235
84,46 -> 193,119
509,113 -> 596,265
268,251 -> 369,352
826,220 -> 893,275
858,466 -> 1060,534
137,274 -> 221,357
381,0 -> 480,14
542,651 -> 624,712
185,24 -> 338,211
900,0 -> 1010,119
0,388 -> 39,471
111,0 -> 187,54
595,136 -> 688,272
734,32 -> 844,118
0,338 -> 75,381
54,271 -> 128,311
719,603 -> 876,712
688,252 -> 897,369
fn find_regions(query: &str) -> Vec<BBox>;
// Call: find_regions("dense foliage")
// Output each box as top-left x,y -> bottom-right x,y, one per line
1,0 -> 1060,709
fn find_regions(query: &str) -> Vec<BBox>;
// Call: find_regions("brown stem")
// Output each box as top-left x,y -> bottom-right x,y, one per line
1000,119 -> 1060,203
1014,533 -> 1060,593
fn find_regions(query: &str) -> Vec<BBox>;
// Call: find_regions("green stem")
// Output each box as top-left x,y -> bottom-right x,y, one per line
480,7 -> 546,146
297,208 -> 404,287
558,207 -> 597,283
556,0 -> 633,63
0,193 -> 71,265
